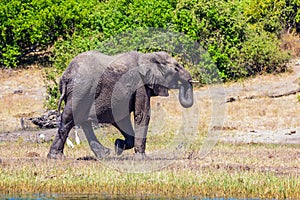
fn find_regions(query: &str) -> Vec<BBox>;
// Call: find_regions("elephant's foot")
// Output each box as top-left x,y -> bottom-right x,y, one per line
95,147 -> 111,159
133,152 -> 151,160
47,150 -> 65,159
90,141 -> 111,159
115,139 -> 125,156
134,147 -> 151,160
114,139 -> 134,156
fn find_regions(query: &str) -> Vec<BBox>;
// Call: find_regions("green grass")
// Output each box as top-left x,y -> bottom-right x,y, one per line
0,160 -> 299,198
0,141 -> 300,198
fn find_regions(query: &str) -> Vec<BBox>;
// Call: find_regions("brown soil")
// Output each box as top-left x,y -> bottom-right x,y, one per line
0,67 -> 46,132
218,61 -> 300,144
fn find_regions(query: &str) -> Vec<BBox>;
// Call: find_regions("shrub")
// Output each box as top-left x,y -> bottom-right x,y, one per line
238,26 -> 290,75
1,0 -> 298,109
0,0 -> 99,67
173,0 -> 291,79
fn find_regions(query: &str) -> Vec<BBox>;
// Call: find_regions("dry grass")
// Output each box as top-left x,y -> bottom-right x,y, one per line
0,67 -> 46,132
0,141 -> 300,198
281,32 -> 300,58
1,65 -> 300,198
217,64 -> 300,143
225,95 -> 299,131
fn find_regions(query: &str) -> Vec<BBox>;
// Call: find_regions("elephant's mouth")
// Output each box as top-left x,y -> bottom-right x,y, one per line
150,84 -> 169,97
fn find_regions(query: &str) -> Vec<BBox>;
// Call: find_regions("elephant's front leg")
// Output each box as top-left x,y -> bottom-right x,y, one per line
134,87 -> 151,158
113,117 -> 135,156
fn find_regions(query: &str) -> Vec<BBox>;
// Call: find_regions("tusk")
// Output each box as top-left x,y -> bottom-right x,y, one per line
189,80 -> 199,83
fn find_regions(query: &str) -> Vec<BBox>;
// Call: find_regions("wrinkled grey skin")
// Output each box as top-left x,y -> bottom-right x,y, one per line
47,50 -> 194,159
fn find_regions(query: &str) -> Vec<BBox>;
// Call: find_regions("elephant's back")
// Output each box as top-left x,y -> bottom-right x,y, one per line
62,51 -> 113,85
73,50 -> 112,68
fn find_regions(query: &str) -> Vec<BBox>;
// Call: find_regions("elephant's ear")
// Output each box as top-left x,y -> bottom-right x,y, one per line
138,52 -> 167,74
138,64 -> 156,88
138,64 -> 151,78
138,53 -> 169,97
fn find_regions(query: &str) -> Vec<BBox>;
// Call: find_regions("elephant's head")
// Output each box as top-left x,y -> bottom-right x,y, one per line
138,52 -> 194,108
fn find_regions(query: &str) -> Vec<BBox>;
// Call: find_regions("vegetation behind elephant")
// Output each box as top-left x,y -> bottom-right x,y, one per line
47,50 -> 194,159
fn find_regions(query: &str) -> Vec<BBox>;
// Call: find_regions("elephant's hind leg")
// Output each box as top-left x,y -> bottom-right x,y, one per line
81,121 -> 111,159
48,104 -> 74,159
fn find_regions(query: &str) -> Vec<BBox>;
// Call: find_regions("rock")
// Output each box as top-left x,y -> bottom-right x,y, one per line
285,130 -> 296,135
29,110 -> 59,129
290,130 -> 296,134
13,89 -> 23,94
77,156 -> 97,161
225,96 -> 239,103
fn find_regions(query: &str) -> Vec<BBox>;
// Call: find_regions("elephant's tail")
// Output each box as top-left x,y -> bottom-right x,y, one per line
57,79 -> 66,118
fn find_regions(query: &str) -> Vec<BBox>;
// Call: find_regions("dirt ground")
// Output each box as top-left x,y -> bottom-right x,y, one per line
0,67 -> 46,133
0,61 -> 300,174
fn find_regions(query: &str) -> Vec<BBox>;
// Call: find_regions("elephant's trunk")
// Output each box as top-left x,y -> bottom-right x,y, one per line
178,80 -> 193,108
177,66 -> 194,108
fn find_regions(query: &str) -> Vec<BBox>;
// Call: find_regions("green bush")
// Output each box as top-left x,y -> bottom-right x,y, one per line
1,0 -> 299,109
44,32 -> 104,109
242,0 -> 300,34
173,0 -> 292,80
49,0 -> 294,79
238,26 -> 290,75
0,0 -> 99,67
1,0 -> 297,73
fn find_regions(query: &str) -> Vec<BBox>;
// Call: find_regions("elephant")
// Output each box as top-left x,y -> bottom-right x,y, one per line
47,50 -> 194,159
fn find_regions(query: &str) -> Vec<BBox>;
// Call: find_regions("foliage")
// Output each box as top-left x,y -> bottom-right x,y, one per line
1,0 -> 299,108
173,0 -> 292,80
280,31 -> 300,58
44,32 -> 104,109
50,0 -> 294,82
238,26 -> 290,75
0,0 -> 99,67
242,0 -> 300,33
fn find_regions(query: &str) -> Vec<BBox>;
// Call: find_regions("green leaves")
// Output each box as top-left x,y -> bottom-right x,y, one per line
0,0 -> 291,109
0,0 -> 297,81
0,0 -> 98,67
